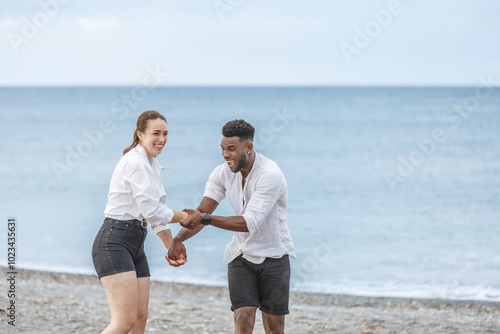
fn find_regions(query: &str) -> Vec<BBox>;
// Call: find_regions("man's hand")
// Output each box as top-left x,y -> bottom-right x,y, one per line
166,238 -> 187,267
180,209 -> 204,229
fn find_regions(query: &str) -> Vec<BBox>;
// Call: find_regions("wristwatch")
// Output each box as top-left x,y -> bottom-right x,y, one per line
201,213 -> 211,225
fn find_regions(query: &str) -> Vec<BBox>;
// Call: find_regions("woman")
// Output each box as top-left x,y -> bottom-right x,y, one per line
92,110 -> 186,334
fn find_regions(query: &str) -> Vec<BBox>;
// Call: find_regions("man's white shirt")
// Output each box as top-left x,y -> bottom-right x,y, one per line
204,152 -> 296,264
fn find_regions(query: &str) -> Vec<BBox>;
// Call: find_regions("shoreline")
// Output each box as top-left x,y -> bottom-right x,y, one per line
1,267 -> 500,333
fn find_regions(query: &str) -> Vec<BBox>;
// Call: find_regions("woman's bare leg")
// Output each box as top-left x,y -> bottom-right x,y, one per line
101,271 -> 139,334
128,277 -> 150,334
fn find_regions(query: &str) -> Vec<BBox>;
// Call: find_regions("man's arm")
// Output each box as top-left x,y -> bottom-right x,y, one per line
167,197 -> 219,263
175,197 -> 219,242
203,214 -> 248,232
181,210 -> 249,232
181,172 -> 285,233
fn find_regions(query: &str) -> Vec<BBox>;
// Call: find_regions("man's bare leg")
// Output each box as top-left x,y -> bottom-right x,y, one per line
262,312 -> 285,334
234,306 -> 257,334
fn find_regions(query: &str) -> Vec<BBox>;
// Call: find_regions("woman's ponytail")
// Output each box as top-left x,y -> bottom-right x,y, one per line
123,131 -> 140,155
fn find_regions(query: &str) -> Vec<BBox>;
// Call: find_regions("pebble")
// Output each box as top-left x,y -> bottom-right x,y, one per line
1,267 -> 499,333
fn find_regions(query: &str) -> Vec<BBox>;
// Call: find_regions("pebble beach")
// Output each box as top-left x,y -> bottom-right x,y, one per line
1,267 -> 499,334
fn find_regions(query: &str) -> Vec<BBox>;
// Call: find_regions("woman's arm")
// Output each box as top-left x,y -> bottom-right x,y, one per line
157,229 -> 174,249
170,210 -> 189,224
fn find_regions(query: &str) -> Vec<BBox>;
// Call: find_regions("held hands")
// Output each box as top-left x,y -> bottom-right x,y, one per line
165,254 -> 185,267
180,209 -> 204,229
166,238 -> 187,267
178,211 -> 189,224
166,209 -> 205,267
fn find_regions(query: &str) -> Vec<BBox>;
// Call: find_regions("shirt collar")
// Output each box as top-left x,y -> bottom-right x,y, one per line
133,144 -> 149,160
134,144 -> 164,170
244,152 -> 260,179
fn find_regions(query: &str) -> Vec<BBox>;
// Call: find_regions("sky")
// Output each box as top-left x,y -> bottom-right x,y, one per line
1,0 -> 499,86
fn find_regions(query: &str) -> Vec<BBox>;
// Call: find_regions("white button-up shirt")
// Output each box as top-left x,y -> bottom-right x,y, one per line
204,152 -> 295,264
104,145 -> 174,234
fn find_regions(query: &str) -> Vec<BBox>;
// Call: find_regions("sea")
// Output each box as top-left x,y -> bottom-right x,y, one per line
1,86 -> 499,302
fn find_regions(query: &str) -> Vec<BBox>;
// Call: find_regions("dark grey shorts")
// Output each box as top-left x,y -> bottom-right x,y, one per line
228,254 -> 290,315
92,217 -> 150,279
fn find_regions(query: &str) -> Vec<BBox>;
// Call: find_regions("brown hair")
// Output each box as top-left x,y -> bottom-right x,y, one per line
123,110 -> 167,155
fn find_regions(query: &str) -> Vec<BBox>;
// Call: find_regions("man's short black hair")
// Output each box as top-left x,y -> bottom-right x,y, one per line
222,119 -> 255,141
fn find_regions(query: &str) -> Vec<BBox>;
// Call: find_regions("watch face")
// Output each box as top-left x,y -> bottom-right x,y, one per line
203,214 -> 210,225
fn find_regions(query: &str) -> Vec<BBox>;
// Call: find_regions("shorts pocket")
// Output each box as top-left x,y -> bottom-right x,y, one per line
112,221 -> 135,232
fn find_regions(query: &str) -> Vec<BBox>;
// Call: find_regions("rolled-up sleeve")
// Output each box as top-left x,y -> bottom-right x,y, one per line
124,162 -> 174,234
242,171 -> 286,234
203,165 -> 226,203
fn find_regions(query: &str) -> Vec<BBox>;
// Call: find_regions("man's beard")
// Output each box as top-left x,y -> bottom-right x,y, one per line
233,154 -> 247,173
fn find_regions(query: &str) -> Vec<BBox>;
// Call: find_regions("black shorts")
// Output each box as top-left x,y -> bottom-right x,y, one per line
228,254 -> 290,315
92,217 -> 150,279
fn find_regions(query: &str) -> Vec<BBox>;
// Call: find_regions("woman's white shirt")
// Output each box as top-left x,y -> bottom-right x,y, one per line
104,145 -> 174,234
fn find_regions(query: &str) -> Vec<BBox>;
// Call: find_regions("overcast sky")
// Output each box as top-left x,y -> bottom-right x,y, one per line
1,0 -> 499,86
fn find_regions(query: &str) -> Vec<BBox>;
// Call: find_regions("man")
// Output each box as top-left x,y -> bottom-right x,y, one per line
168,119 -> 295,334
